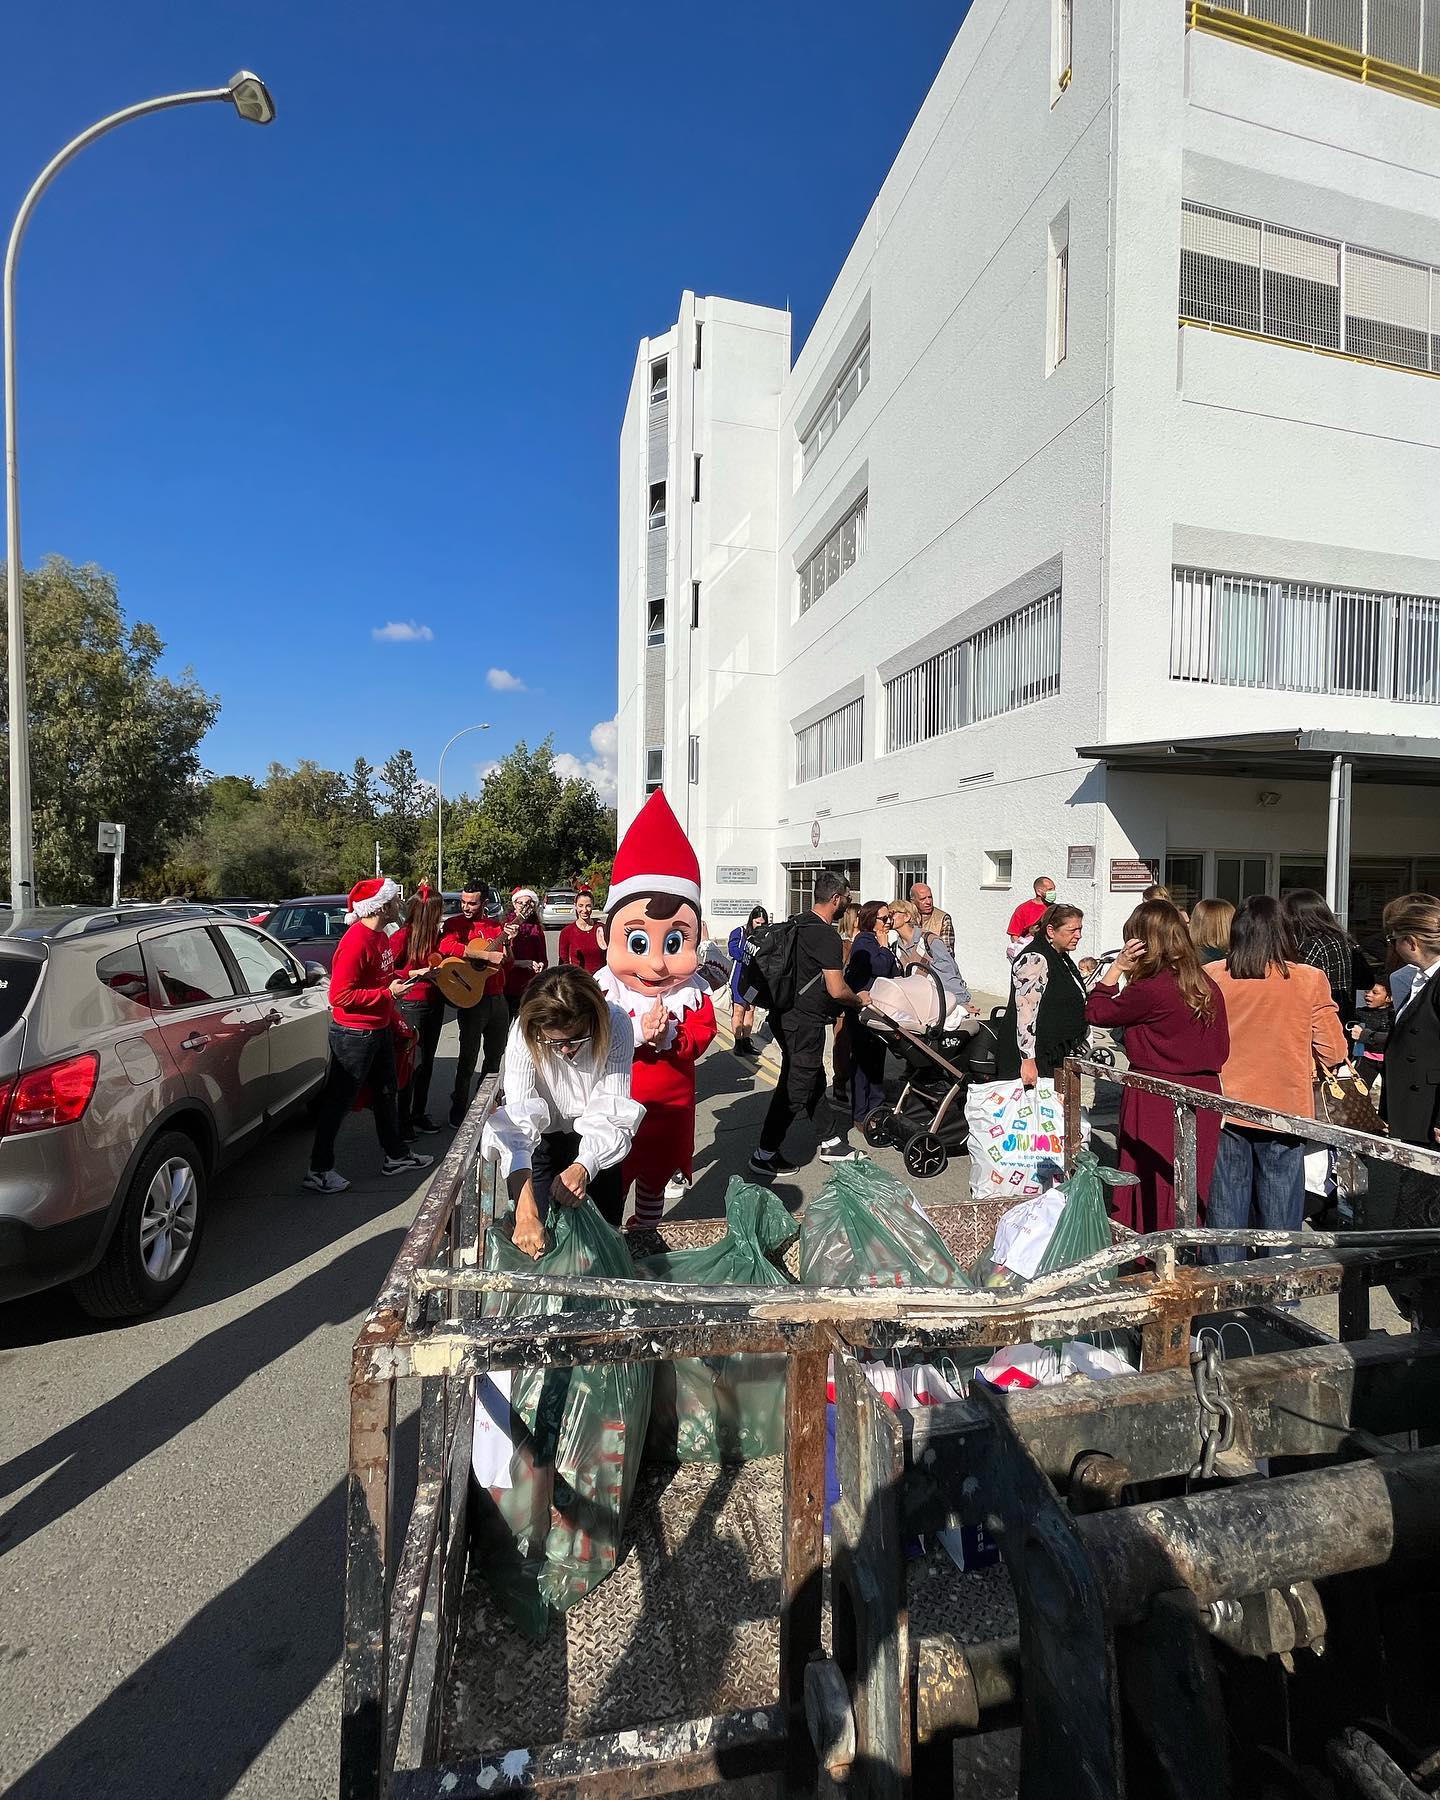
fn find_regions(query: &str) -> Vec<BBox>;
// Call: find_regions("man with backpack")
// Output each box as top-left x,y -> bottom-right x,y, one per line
748,871 -> 870,1177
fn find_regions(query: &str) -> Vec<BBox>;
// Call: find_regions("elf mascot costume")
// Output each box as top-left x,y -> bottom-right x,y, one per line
596,791 -> 716,1227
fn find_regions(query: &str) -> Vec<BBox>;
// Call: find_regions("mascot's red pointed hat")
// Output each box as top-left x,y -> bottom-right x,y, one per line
605,791 -> 701,915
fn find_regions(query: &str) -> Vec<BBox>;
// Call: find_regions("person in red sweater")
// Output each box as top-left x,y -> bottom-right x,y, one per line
558,889 -> 606,974
305,877 -> 435,1194
502,887 -> 549,1018
595,792 -> 717,1228
1006,874 -> 1057,959
438,883 -> 509,1126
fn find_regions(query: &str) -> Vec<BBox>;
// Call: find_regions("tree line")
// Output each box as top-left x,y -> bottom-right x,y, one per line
0,557 -> 615,905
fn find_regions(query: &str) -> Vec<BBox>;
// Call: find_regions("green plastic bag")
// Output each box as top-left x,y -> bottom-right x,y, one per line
971,1149 -> 1136,1292
800,1160 -> 972,1289
636,1177 -> 797,1462
473,1199 -> 654,1638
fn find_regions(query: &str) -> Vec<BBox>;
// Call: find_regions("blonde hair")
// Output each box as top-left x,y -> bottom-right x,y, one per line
838,904 -> 860,943
1189,898 -> 1235,955
889,898 -> 917,928
1384,892 -> 1440,961
518,967 -> 611,1066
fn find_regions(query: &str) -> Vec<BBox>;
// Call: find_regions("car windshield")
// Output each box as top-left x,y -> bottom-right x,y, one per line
546,891 -> 574,904
269,904 -> 348,940
0,956 -> 42,1033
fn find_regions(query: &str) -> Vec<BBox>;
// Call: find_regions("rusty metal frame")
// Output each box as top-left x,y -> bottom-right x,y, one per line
342,1061 -> 1440,1800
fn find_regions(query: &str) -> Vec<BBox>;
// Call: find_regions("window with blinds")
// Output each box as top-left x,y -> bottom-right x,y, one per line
794,697 -> 864,785
1180,200 -> 1440,374
798,494 -> 868,615
884,590 -> 1062,752
1171,566 -> 1440,702
800,336 -> 871,475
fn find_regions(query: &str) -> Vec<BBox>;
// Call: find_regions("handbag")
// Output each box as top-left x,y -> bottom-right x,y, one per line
1312,1055 -> 1386,1138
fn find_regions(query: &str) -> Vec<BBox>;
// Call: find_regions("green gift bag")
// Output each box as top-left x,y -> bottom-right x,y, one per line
800,1160 -> 972,1289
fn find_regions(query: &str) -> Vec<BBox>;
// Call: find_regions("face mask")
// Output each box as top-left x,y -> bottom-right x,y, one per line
1040,894 -> 1056,907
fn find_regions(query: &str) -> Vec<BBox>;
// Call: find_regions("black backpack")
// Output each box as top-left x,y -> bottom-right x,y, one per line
740,917 -> 801,1013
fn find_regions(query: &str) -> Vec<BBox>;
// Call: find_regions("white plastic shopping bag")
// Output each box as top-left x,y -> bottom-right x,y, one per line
471,1371 -> 515,1491
863,1359 -> 966,1412
976,1340 -> 1133,1390
989,1189 -> 1068,1281
964,1078 -> 1073,1202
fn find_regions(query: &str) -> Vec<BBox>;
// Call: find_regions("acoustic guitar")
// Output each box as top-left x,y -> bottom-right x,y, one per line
424,936 -> 505,1009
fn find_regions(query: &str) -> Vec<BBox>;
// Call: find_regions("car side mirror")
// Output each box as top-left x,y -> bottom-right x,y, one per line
303,962 -> 327,988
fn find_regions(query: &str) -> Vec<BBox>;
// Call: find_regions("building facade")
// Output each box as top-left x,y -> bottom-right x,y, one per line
617,0 -> 1440,994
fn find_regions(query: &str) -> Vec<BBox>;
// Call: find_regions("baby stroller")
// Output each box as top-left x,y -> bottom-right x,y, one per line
1081,948 -> 1124,1070
854,968 -> 1000,1179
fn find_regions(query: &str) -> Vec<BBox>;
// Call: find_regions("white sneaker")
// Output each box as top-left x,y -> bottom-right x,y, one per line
663,1175 -> 687,1204
303,1168 -> 351,1194
382,1151 -> 434,1176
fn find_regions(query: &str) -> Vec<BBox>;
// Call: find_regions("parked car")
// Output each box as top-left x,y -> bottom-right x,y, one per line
262,896 -> 354,971
0,907 -> 330,1317
211,897 -> 274,920
540,888 -> 577,928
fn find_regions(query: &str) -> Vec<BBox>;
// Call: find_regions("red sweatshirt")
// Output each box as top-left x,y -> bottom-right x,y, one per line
502,918 -> 549,1002
329,921 -> 397,1029
558,921 -> 605,974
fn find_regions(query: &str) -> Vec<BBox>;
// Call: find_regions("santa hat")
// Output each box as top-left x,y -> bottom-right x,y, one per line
345,876 -> 401,923
511,887 -> 540,910
605,790 -> 701,916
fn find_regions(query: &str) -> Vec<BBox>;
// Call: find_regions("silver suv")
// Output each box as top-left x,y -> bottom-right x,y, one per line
0,907 -> 331,1318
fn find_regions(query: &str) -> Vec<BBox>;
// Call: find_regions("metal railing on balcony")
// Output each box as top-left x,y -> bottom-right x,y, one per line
1171,565 -> 1440,703
1190,0 -> 1440,102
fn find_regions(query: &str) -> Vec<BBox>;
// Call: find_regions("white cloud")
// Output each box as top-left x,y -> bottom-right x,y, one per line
474,759 -> 501,784
486,667 -> 527,693
553,716 -> 618,806
372,620 -> 434,643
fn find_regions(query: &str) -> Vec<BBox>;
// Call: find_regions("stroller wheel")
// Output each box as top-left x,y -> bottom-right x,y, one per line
863,1107 -> 896,1149
1089,1046 -> 1117,1069
903,1132 -> 947,1180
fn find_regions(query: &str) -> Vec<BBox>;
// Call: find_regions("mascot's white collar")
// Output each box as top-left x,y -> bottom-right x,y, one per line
595,965 -> 706,1048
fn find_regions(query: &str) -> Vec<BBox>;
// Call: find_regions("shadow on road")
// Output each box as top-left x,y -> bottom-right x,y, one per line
0,1228 -> 406,1556
4,1406 -> 419,1799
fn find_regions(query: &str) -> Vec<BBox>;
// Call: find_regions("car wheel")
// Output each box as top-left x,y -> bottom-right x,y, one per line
72,1131 -> 206,1319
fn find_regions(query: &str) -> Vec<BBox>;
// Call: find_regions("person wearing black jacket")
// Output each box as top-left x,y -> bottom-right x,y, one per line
844,899 -> 901,1128
1283,888 -> 1373,1027
993,905 -> 1088,1086
1381,894 -> 1440,1321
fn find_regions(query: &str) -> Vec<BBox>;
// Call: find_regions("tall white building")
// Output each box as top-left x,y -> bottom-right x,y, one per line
617,0 -> 1440,995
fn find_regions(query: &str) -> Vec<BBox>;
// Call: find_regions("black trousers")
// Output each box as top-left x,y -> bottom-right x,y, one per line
531,1129 -> 624,1228
396,994 -> 444,1130
310,1024 -> 405,1171
760,1016 -> 850,1154
451,994 -> 508,1114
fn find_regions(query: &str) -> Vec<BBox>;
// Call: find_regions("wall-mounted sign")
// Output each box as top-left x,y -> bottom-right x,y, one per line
715,864 -> 758,885
709,898 -> 757,918
1066,844 -> 1095,882
1110,858 -> 1158,893
811,822 -> 822,850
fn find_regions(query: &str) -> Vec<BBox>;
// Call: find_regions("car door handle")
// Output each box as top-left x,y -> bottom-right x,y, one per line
180,1033 -> 211,1052
264,1010 -> 282,1025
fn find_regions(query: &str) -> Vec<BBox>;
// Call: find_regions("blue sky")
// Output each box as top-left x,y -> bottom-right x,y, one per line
4,1 -> 966,804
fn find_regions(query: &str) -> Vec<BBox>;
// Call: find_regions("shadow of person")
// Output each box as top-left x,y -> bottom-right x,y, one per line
0,1231 -> 405,1557
3,1407 -> 419,1800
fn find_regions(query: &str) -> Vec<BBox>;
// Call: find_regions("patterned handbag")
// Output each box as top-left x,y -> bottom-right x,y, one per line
1312,1056 -> 1387,1138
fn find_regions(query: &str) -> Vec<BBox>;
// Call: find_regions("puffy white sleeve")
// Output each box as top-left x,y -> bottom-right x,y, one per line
480,1021 -> 551,1177
575,1005 -> 646,1178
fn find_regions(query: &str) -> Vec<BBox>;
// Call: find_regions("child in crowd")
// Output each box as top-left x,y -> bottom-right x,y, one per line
1350,981 -> 1393,1069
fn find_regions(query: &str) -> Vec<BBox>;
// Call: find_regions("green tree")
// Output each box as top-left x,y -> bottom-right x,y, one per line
380,749 -> 430,883
0,557 -> 218,902
445,736 -> 613,892
348,755 -> 378,823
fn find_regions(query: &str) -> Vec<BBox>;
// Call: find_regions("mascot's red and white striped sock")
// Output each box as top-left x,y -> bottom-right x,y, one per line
633,1183 -> 666,1229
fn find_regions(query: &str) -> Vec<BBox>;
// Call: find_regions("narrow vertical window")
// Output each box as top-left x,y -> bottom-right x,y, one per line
1054,0 -> 1073,98
694,321 -> 704,369
649,481 -> 667,529
1047,209 -> 1070,373
688,736 -> 700,784
649,357 -> 668,404
693,454 -> 702,503
691,580 -> 701,629
645,746 -> 664,793
647,597 -> 665,646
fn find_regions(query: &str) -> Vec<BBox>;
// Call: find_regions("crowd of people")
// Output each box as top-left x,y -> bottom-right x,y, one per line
302,857 -> 1440,1284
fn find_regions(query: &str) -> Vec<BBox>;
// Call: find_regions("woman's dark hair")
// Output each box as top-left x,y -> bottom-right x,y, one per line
746,905 -> 769,931
1227,895 -> 1298,980
402,890 -> 444,966
857,899 -> 890,936
1282,887 -> 1350,947
518,966 -> 611,1066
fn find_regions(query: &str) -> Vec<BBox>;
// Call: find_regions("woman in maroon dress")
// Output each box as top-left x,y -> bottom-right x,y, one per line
1085,900 -> 1229,1235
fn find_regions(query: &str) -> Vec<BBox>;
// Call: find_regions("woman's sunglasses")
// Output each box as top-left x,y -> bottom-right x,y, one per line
542,1031 -> 591,1052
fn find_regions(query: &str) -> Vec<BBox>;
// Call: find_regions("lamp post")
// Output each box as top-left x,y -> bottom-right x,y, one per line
4,71 -> 275,910
436,723 -> 490,893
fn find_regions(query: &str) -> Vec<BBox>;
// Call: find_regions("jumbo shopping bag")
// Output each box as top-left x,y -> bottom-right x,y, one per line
964,1078 -> 1071,1202
471,1199 -> 654,1638
972,1149 -> 1133,1292
635,1178 -> 797,1462
800,1160 -> 972,1289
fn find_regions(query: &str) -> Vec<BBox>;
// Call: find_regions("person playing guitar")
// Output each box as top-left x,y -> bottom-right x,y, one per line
436,882 -> 509,1126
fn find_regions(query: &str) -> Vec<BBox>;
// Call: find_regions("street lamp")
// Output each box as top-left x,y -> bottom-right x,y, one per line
436,723 -> 491,894
3,71 -> 275,910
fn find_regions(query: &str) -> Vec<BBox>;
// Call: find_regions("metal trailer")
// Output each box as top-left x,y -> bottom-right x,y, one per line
341,1061 -> 1440,1800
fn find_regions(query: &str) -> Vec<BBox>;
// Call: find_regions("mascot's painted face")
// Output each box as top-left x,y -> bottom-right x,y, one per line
601,895 -> 700,997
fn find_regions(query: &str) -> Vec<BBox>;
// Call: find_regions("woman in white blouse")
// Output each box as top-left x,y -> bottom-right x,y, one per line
481,966 -> 645,1257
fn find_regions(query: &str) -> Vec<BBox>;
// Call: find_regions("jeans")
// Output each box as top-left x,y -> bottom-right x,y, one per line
310,1023 -> 405,1172
760,1016 -> 850,1154
1201,1125 -> 1305,1263
397,994 -> 444,1130
451,994 -> 508,1117
531,1129 -> 624,1229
